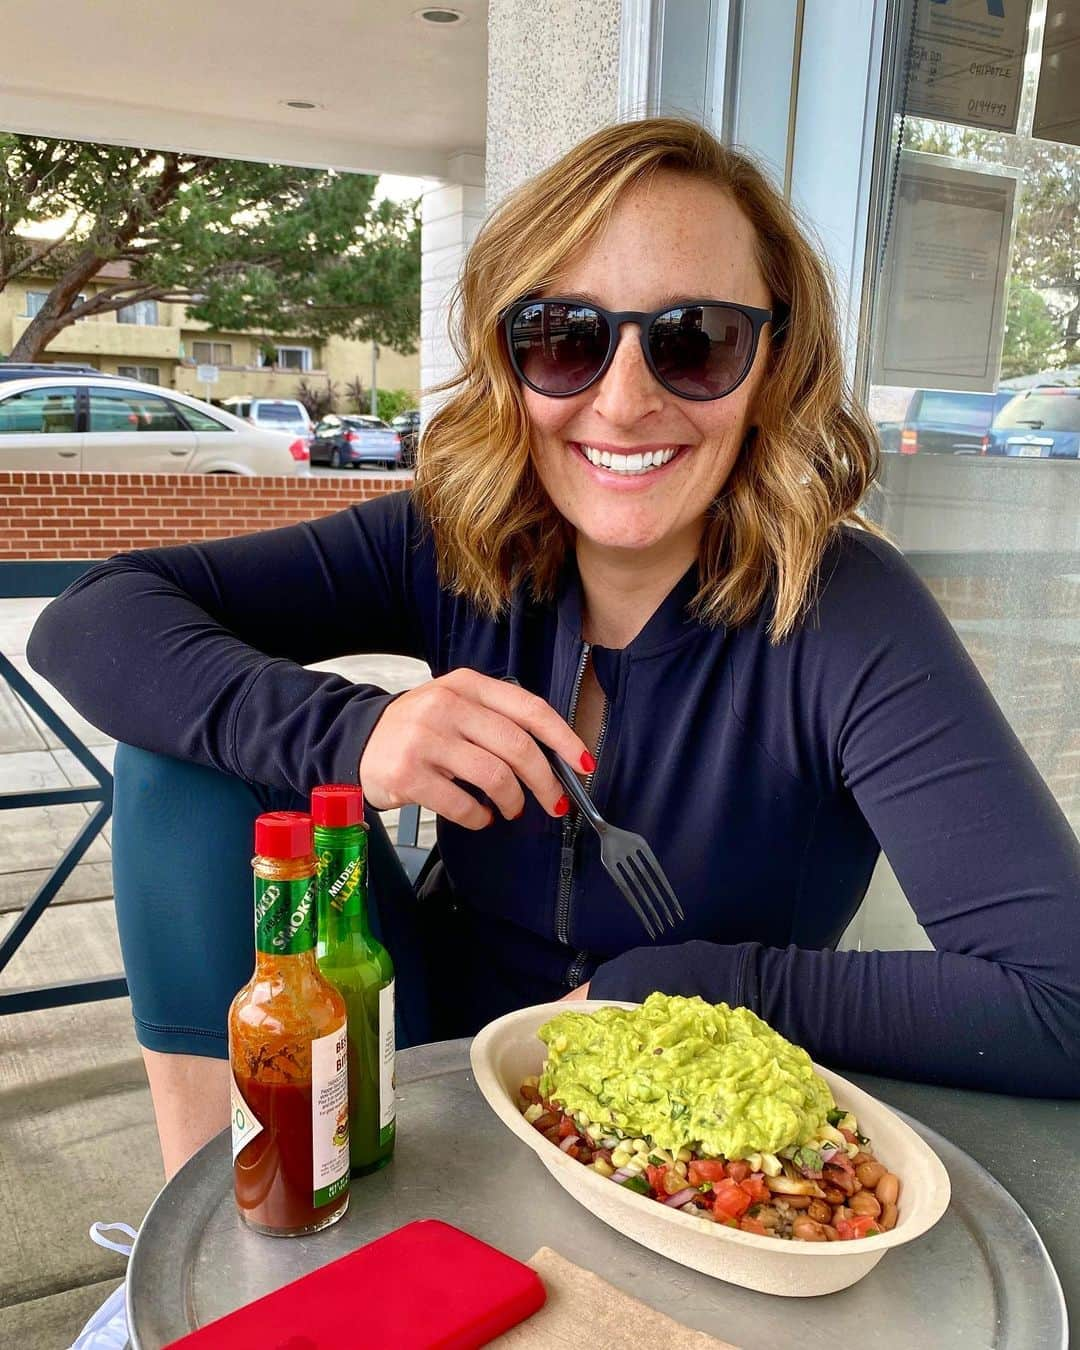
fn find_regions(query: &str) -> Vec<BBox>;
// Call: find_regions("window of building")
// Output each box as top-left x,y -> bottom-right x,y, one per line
191,341 -> 233,366
117,299 -> 160,326
117,366 -> 161,385
87,388 -> 187,433
258,345 -> 313,372
23,290 -> 87,318
0,386 -> 78,434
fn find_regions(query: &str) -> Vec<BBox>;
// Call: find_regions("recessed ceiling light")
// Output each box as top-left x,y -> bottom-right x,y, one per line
415,6 -> 467,24
280,99 -> 323,110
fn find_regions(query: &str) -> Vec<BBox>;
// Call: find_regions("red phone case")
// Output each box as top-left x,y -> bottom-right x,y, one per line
162,1218 -> 546,1349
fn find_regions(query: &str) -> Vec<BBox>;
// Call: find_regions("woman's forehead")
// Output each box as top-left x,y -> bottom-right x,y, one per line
544,173 -> 768,309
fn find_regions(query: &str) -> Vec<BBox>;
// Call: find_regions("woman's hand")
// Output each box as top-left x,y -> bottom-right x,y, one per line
359,669 -> 593,830
560,982 -> 591,1001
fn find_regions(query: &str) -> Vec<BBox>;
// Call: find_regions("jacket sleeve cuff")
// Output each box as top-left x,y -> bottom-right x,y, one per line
589,939 -> 762,1012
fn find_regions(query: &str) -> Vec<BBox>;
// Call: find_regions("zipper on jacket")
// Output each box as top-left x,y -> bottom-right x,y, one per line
555,642 -> 611,978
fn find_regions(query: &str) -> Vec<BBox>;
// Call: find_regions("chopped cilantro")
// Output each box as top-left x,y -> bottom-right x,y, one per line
648,1154 -> 666,1166
826,1108 -> 844,1126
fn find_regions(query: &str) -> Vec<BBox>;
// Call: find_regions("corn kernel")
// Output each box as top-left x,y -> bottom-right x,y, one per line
523,1103 -> 545,1124
676,1147 -> 693,1162
592,1158 -> 615,1178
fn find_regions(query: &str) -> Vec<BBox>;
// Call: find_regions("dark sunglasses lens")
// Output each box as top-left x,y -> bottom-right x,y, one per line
509,303 -> 609,394
650,305 -> 755,398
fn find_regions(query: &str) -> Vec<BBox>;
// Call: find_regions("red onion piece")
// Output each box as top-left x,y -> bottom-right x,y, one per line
663,1187 -> 698,1207
559,1134 -> 581,1152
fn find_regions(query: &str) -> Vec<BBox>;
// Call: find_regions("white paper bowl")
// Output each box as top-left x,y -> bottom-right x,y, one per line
470,1001 -> 951,1297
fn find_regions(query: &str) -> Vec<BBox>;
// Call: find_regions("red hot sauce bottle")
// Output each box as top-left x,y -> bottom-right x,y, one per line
228,810 -> 350,1236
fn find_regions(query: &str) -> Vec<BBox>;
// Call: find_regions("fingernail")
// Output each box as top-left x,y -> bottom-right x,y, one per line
580,750 -> 596,773
553,794 -> 570,816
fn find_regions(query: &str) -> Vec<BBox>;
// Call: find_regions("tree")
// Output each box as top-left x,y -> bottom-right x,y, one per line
1001,282 -> 1062,378
0,135 -> 420,362
902,121 -> 1080,372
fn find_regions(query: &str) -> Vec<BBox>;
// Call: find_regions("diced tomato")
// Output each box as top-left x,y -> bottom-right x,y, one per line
835,1215 -> 879,1241
739,1215 -> 770,1237
725,1160 -> 751,1182
687,1159 -> 727,1187
840,1128 -> 857,1144
737,1173 -> 770,1204
710,1178 -> 753,1220
557,1115 -> 578,1139
645,1164 -> 668,1194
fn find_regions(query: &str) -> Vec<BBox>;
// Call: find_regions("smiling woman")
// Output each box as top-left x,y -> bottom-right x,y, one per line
26,116 -> 1080,1185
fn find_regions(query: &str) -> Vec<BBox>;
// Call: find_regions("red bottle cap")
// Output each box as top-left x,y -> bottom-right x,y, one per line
310,784 -> 365,828
254,810 -> 313,859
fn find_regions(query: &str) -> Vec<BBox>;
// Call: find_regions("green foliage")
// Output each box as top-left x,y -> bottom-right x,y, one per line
902,121 -> 1079,374
1001,283 -> 1062,379
0,134 -> 420,361
344,378 -> 416,422
295,378 -> 339,421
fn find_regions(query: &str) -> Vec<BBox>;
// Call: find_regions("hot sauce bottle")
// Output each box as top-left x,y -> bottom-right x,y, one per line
228,810 -> 350,1236
312,785 -> 396,1176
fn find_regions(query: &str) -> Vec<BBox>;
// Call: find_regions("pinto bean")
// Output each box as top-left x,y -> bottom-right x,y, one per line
785,1194 -> 812,1209
807,1199 -> 832,1224
876,1173 -> 900,1206
856,1159 -> 886,1189
792,1217 -> 828,1242
823,1224 -> 841,1241
880,1201 -> 899,1231
849,1190 -> 882,1218
821,1184 -> 846,1205
851,1150 -> 872,1167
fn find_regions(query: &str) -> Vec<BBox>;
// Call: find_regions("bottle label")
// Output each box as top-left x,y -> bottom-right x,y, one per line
315,831 -> 368,920
230,1074 -> 264,1163
379,980 -> 396,1136
311,1022 -> 351,1207
255,876 -> 316,955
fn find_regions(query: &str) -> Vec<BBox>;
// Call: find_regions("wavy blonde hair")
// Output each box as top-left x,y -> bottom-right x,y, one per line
414,116 -> 881,641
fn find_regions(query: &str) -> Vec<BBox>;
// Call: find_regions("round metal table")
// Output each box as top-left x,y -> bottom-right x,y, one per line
128,1040 -> 1070,1348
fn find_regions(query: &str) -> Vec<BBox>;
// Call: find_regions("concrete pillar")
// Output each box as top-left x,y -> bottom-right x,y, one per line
419,151 -> 485,422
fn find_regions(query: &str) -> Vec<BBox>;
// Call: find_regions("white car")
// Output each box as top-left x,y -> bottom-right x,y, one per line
0,375 -> 310,475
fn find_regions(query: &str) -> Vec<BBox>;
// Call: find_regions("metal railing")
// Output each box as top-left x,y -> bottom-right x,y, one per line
0,561 -> 121,1013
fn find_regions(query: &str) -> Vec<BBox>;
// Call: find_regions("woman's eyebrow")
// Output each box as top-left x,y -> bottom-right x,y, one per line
539,291 -> 726,309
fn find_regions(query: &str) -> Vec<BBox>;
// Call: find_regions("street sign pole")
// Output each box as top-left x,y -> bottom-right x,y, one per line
196,364 -> 219,402
370,343 -> 379,418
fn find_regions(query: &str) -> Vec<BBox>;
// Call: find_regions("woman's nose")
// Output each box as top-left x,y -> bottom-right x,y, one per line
590,324 -> 665,424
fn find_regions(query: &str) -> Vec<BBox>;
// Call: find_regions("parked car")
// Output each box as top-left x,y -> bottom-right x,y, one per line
983,387 -> 1080,460
391,409 -> 420,466
0,375 -> 310,474
0,362 -> 107,383
309,414 -> 405,469
217,396 -> 313,439
895,388 -> 1015,455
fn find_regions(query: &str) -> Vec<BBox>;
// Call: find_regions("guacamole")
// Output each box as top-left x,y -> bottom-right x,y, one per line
537,993 -> 834,1160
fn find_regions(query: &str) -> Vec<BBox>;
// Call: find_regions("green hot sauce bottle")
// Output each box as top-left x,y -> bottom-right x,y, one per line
312,784 -> 396,1175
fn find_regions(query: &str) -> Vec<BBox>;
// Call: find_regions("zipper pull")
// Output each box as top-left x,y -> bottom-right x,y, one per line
559,838 -> 576,881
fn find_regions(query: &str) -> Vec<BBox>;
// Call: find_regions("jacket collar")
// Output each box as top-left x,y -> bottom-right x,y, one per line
555,551 -> 709,660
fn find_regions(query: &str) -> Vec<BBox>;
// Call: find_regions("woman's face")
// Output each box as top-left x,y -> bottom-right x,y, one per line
523,171 -> 773,561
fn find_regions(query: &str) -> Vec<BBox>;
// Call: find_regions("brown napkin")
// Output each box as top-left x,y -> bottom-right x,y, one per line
489,1247 -> 740,1349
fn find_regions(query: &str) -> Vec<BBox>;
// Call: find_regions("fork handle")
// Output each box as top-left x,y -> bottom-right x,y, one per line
502,676 -> 605,832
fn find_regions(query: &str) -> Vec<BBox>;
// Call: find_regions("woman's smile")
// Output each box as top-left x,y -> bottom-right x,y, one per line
568,439 -> 691,486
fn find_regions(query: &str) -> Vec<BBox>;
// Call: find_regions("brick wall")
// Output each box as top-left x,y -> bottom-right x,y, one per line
0,472 -> 412,559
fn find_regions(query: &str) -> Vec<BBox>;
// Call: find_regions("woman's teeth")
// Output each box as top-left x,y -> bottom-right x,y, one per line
578,444 -> 679,475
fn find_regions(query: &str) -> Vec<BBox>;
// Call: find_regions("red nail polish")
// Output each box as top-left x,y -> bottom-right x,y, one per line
580,750 -> 596,773
554,794 -> 570,816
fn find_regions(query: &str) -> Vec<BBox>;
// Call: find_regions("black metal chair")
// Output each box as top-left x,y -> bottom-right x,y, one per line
0,559 -> 429,1014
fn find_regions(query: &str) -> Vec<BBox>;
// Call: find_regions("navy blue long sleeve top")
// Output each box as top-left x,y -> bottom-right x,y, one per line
27,490 -> 1080,1094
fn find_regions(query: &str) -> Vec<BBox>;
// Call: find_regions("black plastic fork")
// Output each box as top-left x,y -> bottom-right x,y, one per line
542,744 -> 684,941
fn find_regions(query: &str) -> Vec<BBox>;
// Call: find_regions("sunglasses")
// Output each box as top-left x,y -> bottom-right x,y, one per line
503,297 -> 775,402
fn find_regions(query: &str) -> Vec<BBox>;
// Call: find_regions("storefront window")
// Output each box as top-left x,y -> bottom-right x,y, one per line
851,0 -> 1079,947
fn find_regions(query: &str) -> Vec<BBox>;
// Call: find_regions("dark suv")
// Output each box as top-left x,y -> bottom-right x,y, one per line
895,388 -> 1015,455
983,387 -> 1080,460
